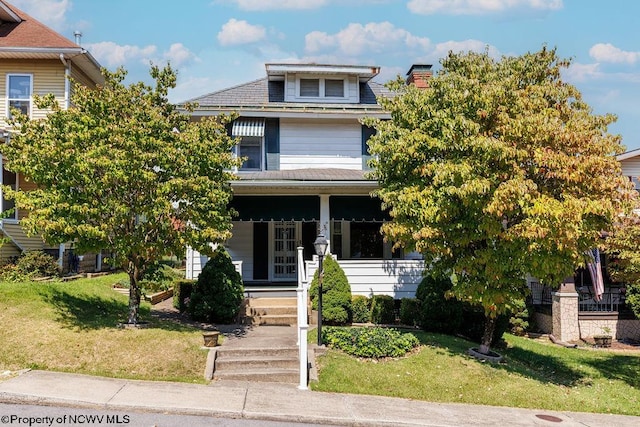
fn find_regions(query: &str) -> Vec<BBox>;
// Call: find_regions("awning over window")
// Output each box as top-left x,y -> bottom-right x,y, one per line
230,196 -> 319,221
330,196 -> 390,222
232,118 -> 265,137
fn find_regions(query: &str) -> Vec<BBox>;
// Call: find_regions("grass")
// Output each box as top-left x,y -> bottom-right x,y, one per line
311,329 -> 640,416
0,273 -> 208,383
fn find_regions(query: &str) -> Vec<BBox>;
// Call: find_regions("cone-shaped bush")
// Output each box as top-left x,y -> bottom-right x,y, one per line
188,247 -> 244,323
309,256 -> 352,325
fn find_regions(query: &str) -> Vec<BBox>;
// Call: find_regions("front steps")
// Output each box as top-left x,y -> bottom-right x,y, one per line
243,296 -> 299,326
212,346 -> 299,383
210,296 -> 305,384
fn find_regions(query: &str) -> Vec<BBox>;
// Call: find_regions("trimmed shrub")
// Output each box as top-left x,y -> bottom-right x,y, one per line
173,279 -> 196,312
351,295 -> 371,323
310,256 -> 352,325
508,299 -> 531,336
625,283 -> 640,319
322,326 -> 420,358
188,247 -> 244,323
370,294 -> 395,324
399,298 -> 421,326
415,274 -> 464,334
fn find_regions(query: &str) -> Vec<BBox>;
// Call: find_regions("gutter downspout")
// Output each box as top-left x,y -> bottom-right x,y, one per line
59,53 -> 70,109
58,54 -> 71,270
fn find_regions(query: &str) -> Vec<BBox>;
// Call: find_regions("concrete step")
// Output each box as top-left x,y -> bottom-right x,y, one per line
216,347 -> 298,358
248,306 -> 297,316
215,356 -> 298,370
213,368 -> 298,383
248,297 -> 297,307
250,314 -> 298,326
213,345 -> 300,384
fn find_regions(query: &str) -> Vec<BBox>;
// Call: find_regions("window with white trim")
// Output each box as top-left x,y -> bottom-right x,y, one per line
7,74 -> 32,117
238,136 -> 263,170
297,76 -> 346,100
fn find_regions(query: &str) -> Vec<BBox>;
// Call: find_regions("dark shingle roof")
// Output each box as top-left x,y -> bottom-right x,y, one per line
185,78 -> 392,111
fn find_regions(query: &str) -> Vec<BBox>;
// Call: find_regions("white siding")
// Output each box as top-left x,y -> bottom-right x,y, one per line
306,259 -> 425,299
621,157 -> 640,177
280,118 -> 362,170
227,221 -> 254,282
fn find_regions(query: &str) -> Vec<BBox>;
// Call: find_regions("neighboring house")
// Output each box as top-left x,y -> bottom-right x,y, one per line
184,63 -> 431,298
0,0 -> 104,271
527,150 -> 640,342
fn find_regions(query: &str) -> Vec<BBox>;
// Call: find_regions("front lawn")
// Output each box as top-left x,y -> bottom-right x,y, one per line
312,329 -> 640,416
0,273 -> 207,383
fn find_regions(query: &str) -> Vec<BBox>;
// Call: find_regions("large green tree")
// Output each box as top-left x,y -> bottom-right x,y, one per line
4,65 -> 240,324
366,47 -> 633,354
605,214 -> 640,319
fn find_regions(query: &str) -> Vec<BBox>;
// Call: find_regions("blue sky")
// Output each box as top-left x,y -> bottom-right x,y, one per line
12,0 -> 640,150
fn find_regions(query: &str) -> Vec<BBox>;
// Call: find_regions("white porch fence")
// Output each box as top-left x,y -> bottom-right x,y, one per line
296,246 -> 310,390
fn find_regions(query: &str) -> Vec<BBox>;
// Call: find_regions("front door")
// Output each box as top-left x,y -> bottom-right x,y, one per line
273,221 -> 296,280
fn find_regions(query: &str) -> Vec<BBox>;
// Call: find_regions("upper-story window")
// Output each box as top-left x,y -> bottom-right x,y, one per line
297,77 -> 346,99
232,118 -> 265,171
7,74 -> 32,117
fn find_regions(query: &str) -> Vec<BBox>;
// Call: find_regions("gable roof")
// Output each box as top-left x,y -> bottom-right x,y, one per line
0,0 -> 103,84
185,77 -> 392,119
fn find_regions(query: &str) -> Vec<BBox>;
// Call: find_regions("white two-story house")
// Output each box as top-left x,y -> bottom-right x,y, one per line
184,63 -> 432,298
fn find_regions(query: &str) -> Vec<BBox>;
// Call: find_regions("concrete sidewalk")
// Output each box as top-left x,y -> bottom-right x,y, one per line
1,370 -> 638,426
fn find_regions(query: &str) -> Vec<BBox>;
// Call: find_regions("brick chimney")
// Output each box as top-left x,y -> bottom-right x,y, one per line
406,64 -> 432,88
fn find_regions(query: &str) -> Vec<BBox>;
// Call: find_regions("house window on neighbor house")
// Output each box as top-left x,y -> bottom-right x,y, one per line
7,74 -> 32,117
350,222 -> 383,259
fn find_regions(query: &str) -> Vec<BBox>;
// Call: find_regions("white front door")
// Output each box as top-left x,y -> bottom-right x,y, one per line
273,221 -> 297,280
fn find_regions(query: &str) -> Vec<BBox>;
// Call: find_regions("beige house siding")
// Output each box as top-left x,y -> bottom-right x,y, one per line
0,59 -> 66,126
1,222 -> 45,252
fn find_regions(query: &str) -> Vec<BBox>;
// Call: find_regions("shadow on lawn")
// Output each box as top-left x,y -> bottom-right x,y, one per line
413,331 -> 588,387
40,287 -> 197,332
414,330 -> 640,389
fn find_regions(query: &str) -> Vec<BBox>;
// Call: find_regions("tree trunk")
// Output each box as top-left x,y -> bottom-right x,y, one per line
127,262 -> 142,324
478,315 -> 497,355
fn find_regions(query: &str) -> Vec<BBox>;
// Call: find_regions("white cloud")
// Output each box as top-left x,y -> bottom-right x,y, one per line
87,41 -> 199,70
407,0 -> 563,15
10,0 -> 71,30
163,43 -> 197,68
218,19 -> 266,46
563,62 -> 602,83
305,22 -> 430,57
589,43 -> 640,65
85,41 -> 158,68
228,0 -> 329,10
432,39 -> 500,59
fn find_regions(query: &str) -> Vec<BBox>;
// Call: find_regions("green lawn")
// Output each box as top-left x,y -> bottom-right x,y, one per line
0,273 -> 208,383
311,329 -> 640,416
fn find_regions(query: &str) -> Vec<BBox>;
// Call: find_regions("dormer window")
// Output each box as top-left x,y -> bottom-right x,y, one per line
297,76 -> 346,100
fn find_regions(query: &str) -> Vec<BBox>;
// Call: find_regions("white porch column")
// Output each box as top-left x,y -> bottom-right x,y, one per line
57,243 -> 65,270
319,194 -> 330,250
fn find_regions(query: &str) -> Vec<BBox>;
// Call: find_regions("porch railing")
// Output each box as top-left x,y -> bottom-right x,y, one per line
577,288 -> 625,313
296,246 -> 309,391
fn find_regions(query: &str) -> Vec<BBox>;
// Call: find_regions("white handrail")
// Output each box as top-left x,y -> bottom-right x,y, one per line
296,246 -> 309,390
